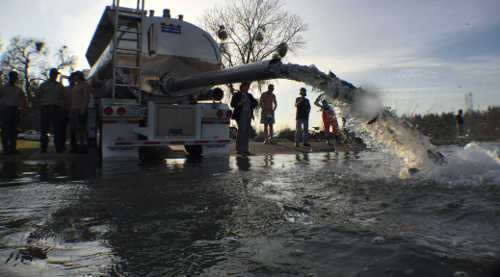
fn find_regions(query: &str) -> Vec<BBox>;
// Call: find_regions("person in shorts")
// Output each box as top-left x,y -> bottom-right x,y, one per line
259,84 -> 277,144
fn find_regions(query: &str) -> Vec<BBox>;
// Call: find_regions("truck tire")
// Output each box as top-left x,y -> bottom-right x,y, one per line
184,145 -> 202,157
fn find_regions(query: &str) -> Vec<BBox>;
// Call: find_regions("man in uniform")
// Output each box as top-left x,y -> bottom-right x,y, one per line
69,71 -> 90,153
0,71 -> 27,155
230,82 -> 258,155
62,73 -> 76,152
37,68 -> 65,153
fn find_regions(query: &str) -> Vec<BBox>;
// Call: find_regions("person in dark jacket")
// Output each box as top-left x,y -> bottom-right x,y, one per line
0,71 -> 27,155
295,87 -> 311,147
456,109 -> 465,137
230,82 -> 258,155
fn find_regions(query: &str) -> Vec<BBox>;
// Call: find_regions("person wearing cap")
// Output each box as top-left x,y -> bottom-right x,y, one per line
230,82 -> 258,155
0,71 -> 27,155
69,71 -> 90,153
37,68 -> 65,153
314,92 -> 338,146
295,87 -> 311,147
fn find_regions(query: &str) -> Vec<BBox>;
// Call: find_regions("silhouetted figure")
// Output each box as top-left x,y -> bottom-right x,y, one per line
295,87 -> 311,147
231,82 -> 258,155
0,71 -> 27,155
259,84 -> 277,144
69,71 -> 90,153
456,109 -> 465,137
37,68 -> 65,153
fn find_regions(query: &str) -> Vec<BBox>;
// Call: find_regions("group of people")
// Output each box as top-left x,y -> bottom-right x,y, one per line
294,88 -> 339,147
0,68 -> 89,155
230,82 -> 339,155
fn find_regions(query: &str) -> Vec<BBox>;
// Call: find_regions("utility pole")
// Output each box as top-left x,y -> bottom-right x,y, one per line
465,92 -> 473,112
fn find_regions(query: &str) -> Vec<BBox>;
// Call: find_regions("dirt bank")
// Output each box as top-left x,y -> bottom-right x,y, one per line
2,139 -> 364,162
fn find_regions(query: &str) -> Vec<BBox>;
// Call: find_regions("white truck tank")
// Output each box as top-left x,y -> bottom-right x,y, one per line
86,6 -> 222,99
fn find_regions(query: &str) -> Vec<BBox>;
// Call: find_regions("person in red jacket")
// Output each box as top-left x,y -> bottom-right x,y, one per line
314,93 -> 338,145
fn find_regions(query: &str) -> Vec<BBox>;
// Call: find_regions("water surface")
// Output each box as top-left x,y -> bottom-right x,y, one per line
0,143 -> 499,276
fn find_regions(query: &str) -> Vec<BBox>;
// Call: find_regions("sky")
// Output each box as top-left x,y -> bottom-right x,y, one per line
1,0 -> 499,131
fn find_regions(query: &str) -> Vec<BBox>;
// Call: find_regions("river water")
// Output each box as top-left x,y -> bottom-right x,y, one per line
0,142 -> 499,277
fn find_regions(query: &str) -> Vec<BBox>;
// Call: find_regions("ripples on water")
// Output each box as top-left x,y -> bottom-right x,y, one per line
0,142 -> 499,276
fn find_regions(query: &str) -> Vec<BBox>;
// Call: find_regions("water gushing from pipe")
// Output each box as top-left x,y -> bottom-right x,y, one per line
276,63 -> 443,175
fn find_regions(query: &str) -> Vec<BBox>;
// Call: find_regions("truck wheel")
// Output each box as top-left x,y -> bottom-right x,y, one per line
184,145 -> 202,157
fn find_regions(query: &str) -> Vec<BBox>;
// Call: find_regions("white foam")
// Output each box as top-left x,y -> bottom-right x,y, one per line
429,143 -> 500,185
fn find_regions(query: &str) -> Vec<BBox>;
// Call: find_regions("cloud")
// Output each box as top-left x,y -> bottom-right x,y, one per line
426,22 -> 500,61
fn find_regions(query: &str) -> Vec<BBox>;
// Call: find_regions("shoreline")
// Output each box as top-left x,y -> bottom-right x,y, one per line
1,139 -> 364,162
4,137 -> 498,163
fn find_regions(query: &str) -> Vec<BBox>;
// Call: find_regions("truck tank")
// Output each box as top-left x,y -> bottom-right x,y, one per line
86,6 -> 222,100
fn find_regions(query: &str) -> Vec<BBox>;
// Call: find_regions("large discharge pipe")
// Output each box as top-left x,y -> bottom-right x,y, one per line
159,58 -> 283,95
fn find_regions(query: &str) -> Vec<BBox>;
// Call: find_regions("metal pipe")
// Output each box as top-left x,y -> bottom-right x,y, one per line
162,58 -> 282,93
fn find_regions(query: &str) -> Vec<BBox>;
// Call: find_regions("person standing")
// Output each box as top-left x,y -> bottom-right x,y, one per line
37,68 -> 65,153
0,71 -> 27,155
259,84 -> 277,144
314,92 -> 338,145
61,73 -> 75,152
231,82 -> 258,155
456,109 -> 465,137
70,71 -> 90,153
295,87 -> 311,147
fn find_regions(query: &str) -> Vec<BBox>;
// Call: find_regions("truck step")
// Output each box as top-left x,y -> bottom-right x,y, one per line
116,65 -> 141,70
116,29 -> 141,35
116,47 -> 141,52
114,83 -> 141,88
118,37 -> 140,42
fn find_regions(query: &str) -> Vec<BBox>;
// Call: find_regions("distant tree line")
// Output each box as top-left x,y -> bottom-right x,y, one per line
403,106 -> 500,143
0,36 -> 77,110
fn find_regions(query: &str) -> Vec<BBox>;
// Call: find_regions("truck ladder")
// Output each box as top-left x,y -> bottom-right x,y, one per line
111,0 -> 145,103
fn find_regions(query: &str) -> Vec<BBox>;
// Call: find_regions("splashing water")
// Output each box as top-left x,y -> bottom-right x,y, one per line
275,63 -> 442,175
429,142 -> 500,185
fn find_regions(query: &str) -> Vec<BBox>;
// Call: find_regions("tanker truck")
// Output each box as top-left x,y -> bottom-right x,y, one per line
86,0 -> 283,160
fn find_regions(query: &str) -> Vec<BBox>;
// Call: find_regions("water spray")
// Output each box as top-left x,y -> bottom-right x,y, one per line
271,63 -> 446,174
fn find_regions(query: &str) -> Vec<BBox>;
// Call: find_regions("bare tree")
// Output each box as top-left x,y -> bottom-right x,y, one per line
202,0 -> 307,68
0,38 -> 5,85
1,36 -> 47,105
54,45 -> 78,77
35,45 -> 79,84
